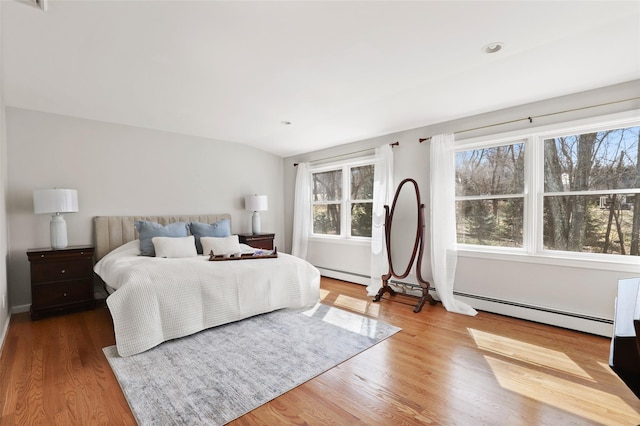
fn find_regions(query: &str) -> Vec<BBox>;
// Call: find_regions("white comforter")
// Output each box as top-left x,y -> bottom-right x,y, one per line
94,241 -> 320,356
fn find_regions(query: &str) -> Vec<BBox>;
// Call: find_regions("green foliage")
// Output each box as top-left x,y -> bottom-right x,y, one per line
351,203 -> 372,237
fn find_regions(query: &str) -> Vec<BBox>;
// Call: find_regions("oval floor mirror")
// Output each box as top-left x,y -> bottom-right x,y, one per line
373,178 -> 436,313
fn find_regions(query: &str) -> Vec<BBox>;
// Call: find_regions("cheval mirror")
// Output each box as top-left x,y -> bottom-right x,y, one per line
373,178 -> 436,313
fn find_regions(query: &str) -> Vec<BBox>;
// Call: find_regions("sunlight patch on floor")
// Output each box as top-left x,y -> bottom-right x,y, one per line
319,288 -> 331,301
484,355 -> 640,425
334,294 -> 380,317
596,360 -> 636,392
323,307 -> 379,337
303,303 -> 380,337
597,360 -> 620,378
303,303 -> 322,317
468,328 -> 592,380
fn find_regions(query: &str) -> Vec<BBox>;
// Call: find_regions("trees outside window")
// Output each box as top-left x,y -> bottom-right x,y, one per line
349,165 -> 374,237
454,119 -> 640,259
455,142 -> 525,247
311,161 -> 374,238
312,169 -> 342,235
543,125 -> 640,255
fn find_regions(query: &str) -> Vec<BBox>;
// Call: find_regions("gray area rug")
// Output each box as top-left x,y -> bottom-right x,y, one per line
103,303 -> 401,425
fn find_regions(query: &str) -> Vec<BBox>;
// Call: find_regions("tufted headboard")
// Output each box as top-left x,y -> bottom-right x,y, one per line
93,214 -> 232,261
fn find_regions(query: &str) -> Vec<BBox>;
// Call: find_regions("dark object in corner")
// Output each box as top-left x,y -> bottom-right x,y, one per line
609,277 -> 640,399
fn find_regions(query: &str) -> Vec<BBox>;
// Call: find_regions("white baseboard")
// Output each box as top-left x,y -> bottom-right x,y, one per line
11,304 -> 29,314
0,312 -> 10,358
455,293 -> 613,338
316,267 -> 369,286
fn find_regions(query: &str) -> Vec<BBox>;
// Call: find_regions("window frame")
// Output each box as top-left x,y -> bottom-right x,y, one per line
454,110 -> 640,272
455,139 -> 527,249
309,156 -> 375,242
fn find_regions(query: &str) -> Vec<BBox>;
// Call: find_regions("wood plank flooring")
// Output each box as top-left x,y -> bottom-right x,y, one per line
1,277 -> 638,425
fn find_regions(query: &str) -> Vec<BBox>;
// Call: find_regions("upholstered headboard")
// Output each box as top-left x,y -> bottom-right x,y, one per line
93,214 -> 232,261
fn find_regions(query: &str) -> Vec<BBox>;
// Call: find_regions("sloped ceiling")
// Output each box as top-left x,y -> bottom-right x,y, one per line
2,0 -> 639,156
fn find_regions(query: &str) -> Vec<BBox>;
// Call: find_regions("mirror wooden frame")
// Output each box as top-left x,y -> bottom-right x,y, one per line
373,178 -> 436,313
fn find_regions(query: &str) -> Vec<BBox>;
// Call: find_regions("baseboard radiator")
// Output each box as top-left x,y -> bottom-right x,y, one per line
316,267 -> 371,286
317,266 -> 613,337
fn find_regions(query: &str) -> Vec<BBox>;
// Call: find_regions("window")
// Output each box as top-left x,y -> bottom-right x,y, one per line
543,125 -> 639,255
311,160 -> 374,238
455,115 -> 640,260
455,142 -> 525,247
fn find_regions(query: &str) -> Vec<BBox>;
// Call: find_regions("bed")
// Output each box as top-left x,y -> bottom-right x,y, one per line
93,215 -> 321,357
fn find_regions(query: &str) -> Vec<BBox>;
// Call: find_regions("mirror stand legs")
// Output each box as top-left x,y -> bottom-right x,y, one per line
414,288 -> 437,313
373,278 -> 437,314
373,279 -> 396,302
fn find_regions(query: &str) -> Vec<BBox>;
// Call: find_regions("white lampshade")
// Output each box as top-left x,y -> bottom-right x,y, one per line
33,189 -> 79,249
33,189 -> 79,214
245,195 -> 268,212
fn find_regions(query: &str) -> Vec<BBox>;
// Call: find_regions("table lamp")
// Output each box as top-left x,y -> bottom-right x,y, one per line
245,194 -> 268,234
33,189 -> 79,249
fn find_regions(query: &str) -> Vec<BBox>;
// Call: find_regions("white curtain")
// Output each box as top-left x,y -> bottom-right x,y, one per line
292,162 -> 311,259
430,134 -> 477,316
367,144 -> 394,296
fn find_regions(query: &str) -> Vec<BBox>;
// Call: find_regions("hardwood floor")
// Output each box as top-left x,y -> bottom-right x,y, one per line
1,277 -> 638,425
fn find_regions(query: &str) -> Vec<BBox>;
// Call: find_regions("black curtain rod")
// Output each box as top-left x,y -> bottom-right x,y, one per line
418,96 -> 640,143
293,141 -> 398,167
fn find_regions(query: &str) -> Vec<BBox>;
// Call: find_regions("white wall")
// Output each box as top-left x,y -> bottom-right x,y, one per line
6,108 -> 284,310
284,80 -> 640,336
0,4 -> 10,348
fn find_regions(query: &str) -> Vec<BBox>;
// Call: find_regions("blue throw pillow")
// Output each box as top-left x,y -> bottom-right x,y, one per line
135,220 -> 189,256
190,219 -> 231,254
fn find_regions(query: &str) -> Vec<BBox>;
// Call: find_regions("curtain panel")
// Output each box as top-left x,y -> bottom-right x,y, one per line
367,144 -> 394,296
430,134 -> 477,316
292,162 -> 310,259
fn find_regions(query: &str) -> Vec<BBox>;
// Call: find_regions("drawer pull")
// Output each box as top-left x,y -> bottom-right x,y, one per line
63,293 -> 67,297
40,254 -> 45,258
60,269 -> 66,274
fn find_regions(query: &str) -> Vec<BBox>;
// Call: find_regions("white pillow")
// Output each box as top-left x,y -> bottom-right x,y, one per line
201,235 -> 242,256
151,236 -> 198,258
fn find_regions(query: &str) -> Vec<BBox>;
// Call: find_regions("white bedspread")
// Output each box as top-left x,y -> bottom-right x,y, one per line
94,241 -> 320,356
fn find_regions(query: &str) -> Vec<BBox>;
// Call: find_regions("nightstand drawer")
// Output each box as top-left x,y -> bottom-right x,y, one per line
238,233 -> 275,250
31,280 -> 92,308
30,260 -> 92,284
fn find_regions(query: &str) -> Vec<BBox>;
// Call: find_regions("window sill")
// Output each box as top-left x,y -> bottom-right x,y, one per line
308,236 -> 371,247
456,247 -> 640,273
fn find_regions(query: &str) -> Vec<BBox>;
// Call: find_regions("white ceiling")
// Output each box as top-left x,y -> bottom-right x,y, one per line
2,1 -> 639,157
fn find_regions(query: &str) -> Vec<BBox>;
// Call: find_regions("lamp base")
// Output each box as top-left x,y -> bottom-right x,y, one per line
251,211 -> 261,234
50,213 -> 68,249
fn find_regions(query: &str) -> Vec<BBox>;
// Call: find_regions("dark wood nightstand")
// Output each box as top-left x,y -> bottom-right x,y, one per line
237,233 -> 275,250
27,245 -> 96,320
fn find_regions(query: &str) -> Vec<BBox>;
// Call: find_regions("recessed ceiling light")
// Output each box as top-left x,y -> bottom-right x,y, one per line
281,121 -> 292,125
482,42 -> 504,54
